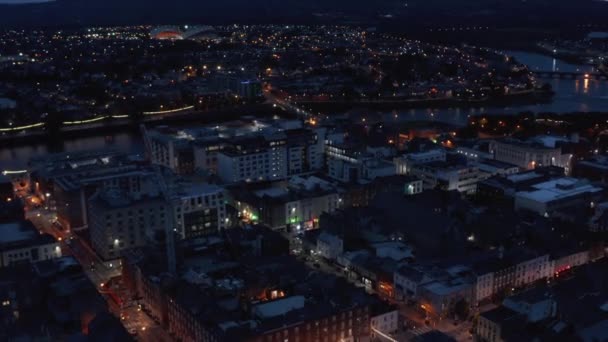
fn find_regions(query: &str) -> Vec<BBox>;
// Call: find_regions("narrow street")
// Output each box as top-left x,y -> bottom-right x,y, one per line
21,192 -> 172,341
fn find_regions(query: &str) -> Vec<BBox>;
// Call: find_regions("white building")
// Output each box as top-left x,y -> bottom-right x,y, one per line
146,120 -> 325,179
552,249 -> 590,275
217,128 -> 325,184
0,221 -> 61,268
514,254 -> 552,287
455,146 -> 492,161
514,178 -> 604,216
394,265 -> 434,300
88,190 -> 166,260
361,158 -> 396,180
404,178 -> 424,195
503,288 -> 557,323
370,308 -> 399,341
395,149 -> 447,175
473,250 -> 553,304
317,231 -> 344,260
410,161 -> 489,194
474,159 -> 520,176
489,139 -> 571,173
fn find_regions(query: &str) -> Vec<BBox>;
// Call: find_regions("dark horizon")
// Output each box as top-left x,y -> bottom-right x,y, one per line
1,0 -> 608,30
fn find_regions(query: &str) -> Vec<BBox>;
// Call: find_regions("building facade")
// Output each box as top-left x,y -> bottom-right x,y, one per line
88,191 -> 166,260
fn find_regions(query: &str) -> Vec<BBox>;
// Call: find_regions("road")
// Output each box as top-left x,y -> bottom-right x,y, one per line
21,192 -> 172,341
289,237 -> 476,342
263,87 -> 316,118
119,300 -> 172,341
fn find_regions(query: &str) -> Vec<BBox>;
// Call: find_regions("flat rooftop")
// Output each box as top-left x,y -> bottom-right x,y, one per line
507,171 -> 546,183
0,221 -> 36,244
516,178 -> 603,203
253,296 -> 305,319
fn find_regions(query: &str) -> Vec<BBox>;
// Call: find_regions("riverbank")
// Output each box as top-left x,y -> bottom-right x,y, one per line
294,90 -> 554,113
0,103 -> 286,147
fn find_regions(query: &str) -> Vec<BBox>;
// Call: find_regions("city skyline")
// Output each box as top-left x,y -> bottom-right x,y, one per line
0,3 -> 607,342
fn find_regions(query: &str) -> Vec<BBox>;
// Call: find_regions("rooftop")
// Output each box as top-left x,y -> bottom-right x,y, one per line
253,296 -> 305,318
0,220 -> 55,250
480,306 -> 521,323
516,177 -> 603,204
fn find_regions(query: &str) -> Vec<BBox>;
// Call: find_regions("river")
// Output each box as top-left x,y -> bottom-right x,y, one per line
374,51 -> 608,125
0,133 -> 144,171
1,50 -> 608,170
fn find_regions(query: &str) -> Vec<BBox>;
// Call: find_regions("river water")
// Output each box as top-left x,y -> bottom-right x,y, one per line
1,50 -> 608,170
375,51 -> 608,125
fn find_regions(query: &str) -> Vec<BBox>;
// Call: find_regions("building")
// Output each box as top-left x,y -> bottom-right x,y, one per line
476,260 -> 608,341
477,166 -> 566,204
489,139 -> 571,173
589,201 -> 608,232
0,257 -> 113,341
502,286 -> 557,323
325,142 -> 396,184
231,176 -> 343,231
316,231 -> 344,260
410,161 -> 489,194
326,142 -> 363,183
473,249 -> 552,304
340,175 -> 423,207
146,130 -> 199,175
123,244 -> 380,342
514,177 -> 604,216
370,302 -> 399,341
150,26 -> 184,40
551,248 -> 590,276
395,148 -> 447,175
172,182 -> 228,239
29,150 -> 156,231
0,220 -> 61,268
145,119 -> 325,180
476,306 -> 525,342
217,128 -> 325,183
151,25 -> 218,41
394,265 -> 434,301
455,145 -> 492,161
223,224 -> 290,257
88,190 -> 166,261
474,159 -> 520,177
574,155 -> 608,183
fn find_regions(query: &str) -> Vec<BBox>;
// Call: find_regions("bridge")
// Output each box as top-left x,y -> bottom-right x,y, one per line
532,71 -> 608,80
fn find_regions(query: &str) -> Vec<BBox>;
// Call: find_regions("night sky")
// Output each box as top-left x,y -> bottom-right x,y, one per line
0,0 -> 54,3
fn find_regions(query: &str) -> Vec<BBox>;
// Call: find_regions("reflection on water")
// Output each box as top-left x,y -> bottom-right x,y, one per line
0,133 -> 143,170
508,51 -> 597,73
1,51 -> 608,169
373,51 -> 608,125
